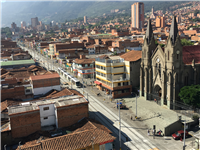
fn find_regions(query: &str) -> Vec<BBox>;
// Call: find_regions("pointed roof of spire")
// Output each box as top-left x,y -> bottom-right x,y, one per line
169,16 -> 178,44
145,19 -> 153,44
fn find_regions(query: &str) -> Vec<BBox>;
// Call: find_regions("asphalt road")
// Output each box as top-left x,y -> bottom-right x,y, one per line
19,43 -> 195,150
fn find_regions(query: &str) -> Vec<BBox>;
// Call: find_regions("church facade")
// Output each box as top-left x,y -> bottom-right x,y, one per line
140,16 -> 200,109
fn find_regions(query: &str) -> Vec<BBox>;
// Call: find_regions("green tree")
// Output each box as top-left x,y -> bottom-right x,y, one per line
181,39 -> 194,46
80,25 -> 85,29
179,85 -> 200,107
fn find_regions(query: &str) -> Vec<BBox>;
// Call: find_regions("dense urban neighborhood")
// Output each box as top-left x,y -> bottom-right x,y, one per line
1,1 -> 200,150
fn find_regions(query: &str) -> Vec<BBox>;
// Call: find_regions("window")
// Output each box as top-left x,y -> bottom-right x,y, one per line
118,83 -> 121,86
123,82 -> 128,86
43,107 -> 49,111
168,51 -> 169,60
44,117 -> 48,120
114,66 -> 123,68
114,73 -> 124,75
26,89 -> 31,93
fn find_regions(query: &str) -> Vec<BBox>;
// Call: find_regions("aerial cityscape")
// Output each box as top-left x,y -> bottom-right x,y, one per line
1,1 -> 200,150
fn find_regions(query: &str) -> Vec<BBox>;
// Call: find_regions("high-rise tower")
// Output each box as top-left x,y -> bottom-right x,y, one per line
131,2 -> 144,29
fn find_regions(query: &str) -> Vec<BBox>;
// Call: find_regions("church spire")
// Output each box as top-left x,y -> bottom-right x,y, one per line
145,19 -> 153,44
169,16 -> 178,45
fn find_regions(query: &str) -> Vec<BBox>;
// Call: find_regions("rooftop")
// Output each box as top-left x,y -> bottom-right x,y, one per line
0,59 -> 35,66
17,118 -> 115,150
30,73 -> 60,81
120,50 -> 142,62
8,95 -> 88,115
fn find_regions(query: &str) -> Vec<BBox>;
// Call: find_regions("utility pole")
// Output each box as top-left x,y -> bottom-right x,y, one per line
117,100 -> 122,150
87,93 -> 88,101
183,119 -> 186,150
136,93 -> 137,118
82,78 -> 84,94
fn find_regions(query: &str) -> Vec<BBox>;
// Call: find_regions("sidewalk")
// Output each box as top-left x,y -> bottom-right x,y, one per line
84,85 -> 195,150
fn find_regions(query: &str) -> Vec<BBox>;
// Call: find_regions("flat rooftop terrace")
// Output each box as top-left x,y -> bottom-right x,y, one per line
8,95 -> 87,115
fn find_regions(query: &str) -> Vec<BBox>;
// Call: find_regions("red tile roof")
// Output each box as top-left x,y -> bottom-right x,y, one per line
182,45 -> 200,65
120,50 -> 142,62
30,73 -> 60,81
73,58 -> 95,64
17,118 -> 116,150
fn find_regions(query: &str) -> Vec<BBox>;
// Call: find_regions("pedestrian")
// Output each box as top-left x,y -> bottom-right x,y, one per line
148,130 -> 150,136
131,116 -> 132,120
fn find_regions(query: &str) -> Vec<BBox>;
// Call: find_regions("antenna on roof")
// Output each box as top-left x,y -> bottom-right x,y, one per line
19,141 -> 21,150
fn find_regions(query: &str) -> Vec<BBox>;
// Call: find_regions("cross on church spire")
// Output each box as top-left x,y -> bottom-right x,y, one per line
145,19 -> 153,44
169,16 -> 178,45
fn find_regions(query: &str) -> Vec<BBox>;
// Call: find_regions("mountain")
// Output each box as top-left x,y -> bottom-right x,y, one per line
1,1 -> 187,27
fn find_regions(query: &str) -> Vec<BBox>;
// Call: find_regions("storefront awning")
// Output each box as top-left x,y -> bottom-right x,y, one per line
94,81 -> 102,85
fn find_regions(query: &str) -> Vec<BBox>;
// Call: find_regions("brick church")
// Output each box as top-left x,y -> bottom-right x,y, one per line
140,16 -> 200,109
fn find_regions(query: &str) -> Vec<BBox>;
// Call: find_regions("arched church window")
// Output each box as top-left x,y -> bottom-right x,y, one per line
144,49 -> 146,58
168,51 -> 169,60
177,50 -> 180,60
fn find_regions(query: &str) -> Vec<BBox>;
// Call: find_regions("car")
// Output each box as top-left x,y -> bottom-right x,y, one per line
172,130 -> 188,140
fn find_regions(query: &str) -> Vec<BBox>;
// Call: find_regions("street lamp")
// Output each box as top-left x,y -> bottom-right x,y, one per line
183,120 -> 186,150
117,100 -> 122,150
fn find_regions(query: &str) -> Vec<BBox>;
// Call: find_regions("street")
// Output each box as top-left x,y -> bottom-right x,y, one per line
18,42 -> 195,150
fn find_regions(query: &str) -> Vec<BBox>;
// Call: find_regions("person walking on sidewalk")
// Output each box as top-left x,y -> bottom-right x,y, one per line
148,129 -> 150,136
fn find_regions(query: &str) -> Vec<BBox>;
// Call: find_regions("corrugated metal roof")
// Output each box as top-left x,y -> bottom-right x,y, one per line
1,60 -> 35,66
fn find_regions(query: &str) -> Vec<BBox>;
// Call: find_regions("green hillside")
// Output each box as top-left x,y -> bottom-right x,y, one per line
1,1 -> 189,27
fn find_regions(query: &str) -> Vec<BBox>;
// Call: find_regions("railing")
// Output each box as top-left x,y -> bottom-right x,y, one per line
107,77 -> 130,82
95,58 -> 124,63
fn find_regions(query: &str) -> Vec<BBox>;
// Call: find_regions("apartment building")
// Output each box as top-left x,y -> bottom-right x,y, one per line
72,56 -> 95,78
95,56 -> 132,98
8,95 -> 89,138
131,2 -> 144,29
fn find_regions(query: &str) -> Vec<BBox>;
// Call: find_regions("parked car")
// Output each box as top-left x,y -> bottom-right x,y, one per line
172,130 -> 188,140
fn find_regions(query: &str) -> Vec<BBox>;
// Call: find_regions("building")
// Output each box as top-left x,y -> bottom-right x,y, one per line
0,60 -> 35,69
72,56 -> 95,78
150,7 -> 156,19
31,17 -> 39,28
21,21 -> 26,28
8,95 -> 89,138
14,118 -> 115,150
140,17 -> 200,109
95,56 -> 132,98
156,15 -> 165,28
120,50 -> 142,88
131,2 -> 144,29
11,22 -> 17,30
30,73 -> 61,96
84,16 -> 87,23
1,77 -> 33,101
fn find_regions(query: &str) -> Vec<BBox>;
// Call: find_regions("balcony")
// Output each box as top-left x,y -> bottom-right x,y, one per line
107,77 -> 130,83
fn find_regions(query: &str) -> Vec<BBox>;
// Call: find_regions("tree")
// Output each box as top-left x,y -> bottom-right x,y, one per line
179,85 -> 200,107
80,25 -> 85,29
181,39 -> 194,46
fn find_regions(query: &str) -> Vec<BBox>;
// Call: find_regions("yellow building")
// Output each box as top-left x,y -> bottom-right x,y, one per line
95,55 -> 132,98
